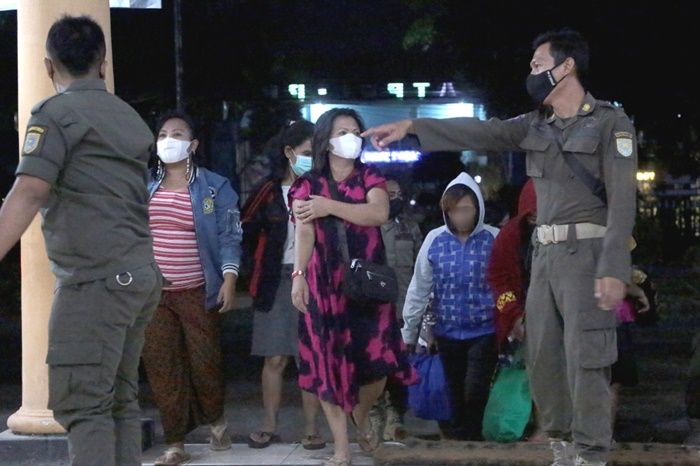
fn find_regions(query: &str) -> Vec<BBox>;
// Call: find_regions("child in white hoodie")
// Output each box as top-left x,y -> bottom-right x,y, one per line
402,172 -> 499,440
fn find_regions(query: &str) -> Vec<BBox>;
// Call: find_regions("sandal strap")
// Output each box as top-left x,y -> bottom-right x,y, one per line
164,447 -> 186,455
155,447 -> 190,465
325,457 -> 351,466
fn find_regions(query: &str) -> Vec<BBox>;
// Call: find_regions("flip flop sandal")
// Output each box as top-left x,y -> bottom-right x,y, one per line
247,431 -> 280,449
301,433 -> 327,450
210,425 -> 232,451
324,456 -> 352,466
349,413 -> 379,453
154,447 -> 191,465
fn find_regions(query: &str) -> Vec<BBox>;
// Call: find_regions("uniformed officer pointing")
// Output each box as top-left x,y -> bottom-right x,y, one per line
363,29 -> 637,466
0,16 -> 161,466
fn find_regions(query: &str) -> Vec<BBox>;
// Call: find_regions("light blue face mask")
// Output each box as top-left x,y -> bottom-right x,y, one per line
290,153 -> 313,176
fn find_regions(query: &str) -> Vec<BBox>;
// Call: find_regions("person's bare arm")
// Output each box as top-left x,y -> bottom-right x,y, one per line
293,187 -> 389,227
291,201 -> 316,313
0,175 -> 51,261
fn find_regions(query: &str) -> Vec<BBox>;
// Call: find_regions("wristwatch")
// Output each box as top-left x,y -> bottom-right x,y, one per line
291,270 -> 305,280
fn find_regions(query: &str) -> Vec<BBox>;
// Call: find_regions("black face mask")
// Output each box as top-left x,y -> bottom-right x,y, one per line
525,61 -> 565,105
389,199 -> 404,219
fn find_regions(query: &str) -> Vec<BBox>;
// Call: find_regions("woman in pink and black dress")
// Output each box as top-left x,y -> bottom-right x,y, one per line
289,108 -> 416,466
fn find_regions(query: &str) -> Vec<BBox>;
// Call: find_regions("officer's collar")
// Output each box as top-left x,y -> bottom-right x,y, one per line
64,78 -> 108,92
577,92 -> 597,116
544,91 -> 597,125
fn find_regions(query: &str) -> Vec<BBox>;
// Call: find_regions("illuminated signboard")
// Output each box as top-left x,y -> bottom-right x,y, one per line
362,150 -> 422,164
288,82 -> 458,101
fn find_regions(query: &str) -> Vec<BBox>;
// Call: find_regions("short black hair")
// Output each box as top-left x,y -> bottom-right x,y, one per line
311,108 -> 366,174
46,15 -> 106,77
533,28 -> 590,83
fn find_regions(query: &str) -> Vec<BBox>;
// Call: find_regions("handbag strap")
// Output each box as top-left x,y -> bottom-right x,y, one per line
326,176 -> 350,263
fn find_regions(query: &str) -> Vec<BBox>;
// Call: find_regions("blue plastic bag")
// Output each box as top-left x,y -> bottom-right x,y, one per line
408,352 -> 452,421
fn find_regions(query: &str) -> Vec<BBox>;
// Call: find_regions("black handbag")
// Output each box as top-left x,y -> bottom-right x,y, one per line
327,177 -> 398,305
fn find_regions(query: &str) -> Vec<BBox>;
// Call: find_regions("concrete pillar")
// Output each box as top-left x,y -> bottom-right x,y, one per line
7,0 -> 114,435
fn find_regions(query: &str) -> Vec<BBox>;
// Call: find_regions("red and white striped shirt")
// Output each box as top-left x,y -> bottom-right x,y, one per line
149,189 -> 205,291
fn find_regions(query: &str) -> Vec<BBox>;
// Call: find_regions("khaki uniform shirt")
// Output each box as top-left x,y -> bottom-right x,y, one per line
412,92 -> 637,283
16,78 -> 155,286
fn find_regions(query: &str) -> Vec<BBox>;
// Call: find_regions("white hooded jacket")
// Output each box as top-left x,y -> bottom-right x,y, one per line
401,172 -> 499,344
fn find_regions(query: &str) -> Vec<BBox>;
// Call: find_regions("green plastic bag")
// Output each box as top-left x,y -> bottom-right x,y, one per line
482,360 -> 532,442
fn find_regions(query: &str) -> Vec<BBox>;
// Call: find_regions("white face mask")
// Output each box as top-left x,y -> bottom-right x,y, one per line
157,137 -> 191,164
329,133 -> 362,159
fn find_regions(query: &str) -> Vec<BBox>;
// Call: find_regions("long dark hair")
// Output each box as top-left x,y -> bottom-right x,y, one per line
265,119 -> 315,182
311,108 -> 366,175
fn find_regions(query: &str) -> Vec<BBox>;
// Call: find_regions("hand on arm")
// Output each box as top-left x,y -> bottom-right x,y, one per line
293,187 -> 389,227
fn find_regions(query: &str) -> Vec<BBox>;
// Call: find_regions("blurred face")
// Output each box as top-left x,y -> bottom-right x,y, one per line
386,180 -> 402,200
447,195 -> 477,234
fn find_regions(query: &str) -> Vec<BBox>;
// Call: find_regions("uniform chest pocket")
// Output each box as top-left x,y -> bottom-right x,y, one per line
520,134 -> 551,178
563,137 -> 599,155
563,137 -> 602,177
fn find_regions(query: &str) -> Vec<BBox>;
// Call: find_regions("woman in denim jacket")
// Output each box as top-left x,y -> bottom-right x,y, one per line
142,110 -> 242,466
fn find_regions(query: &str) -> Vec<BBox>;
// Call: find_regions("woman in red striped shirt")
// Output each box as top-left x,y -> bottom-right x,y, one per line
142,111 -> 243,466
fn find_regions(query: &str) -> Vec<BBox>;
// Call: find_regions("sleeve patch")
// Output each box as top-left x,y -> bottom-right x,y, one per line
22,126 -> 47,155
614,131 -> 633,139
615,137 -> 634,158
496,291 -> 517,312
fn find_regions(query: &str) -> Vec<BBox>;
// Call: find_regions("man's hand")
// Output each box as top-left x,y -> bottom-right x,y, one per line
294,195 -> 332,224
509,315 -> 525,341
217,273 -> 237,313
361,119 -> 413,151
595,277 -> 626,311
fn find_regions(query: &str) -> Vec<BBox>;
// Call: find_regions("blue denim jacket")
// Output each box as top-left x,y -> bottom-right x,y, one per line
148,166 -> 242,310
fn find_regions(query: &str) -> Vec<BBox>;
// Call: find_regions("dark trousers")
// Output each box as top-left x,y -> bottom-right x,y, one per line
436,333 -> 497,440
48,263 -> 161,466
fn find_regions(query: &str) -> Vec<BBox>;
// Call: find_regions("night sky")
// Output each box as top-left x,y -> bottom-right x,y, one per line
0,0 -> 698,177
